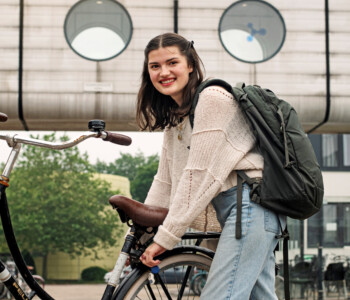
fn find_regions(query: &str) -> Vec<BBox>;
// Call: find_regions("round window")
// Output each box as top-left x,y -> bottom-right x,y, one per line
64,0 -> 133,61
219,0 -> 286,64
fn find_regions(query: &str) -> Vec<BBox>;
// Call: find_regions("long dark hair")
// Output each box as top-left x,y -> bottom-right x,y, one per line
136,33 -> 205,131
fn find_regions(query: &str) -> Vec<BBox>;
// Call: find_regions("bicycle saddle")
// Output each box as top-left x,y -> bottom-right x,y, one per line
109,195 -> 168,227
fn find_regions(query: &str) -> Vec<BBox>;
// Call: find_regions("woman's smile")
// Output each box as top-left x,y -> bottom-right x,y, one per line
160,78 -> 176,86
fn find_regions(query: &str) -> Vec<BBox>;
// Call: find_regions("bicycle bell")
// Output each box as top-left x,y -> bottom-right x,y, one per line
88,120 -> 106,132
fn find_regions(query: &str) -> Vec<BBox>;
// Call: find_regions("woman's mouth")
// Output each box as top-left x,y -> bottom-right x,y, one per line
160,79 -> 175,86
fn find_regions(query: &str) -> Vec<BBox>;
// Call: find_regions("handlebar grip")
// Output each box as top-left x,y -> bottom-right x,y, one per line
0,112 -> 8,122
103,132 -> 132,146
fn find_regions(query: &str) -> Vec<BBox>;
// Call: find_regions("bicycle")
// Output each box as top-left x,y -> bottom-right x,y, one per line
17,265 -> 45,299
0,261 -> 45,300
0,112 -> 284,299
0,113 -> 216,299
323,254 -> 350,298
0,259 -> 15,299
190,269 -> 207,296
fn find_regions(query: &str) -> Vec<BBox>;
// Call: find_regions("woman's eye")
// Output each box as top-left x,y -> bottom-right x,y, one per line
169,61 -> 177,65
150,65 -> 159,69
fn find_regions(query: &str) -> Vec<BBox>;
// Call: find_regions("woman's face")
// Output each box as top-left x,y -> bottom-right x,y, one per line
148,46 -> 193,106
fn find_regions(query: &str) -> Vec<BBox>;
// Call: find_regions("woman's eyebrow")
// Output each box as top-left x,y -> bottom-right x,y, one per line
149,57 -> 179,65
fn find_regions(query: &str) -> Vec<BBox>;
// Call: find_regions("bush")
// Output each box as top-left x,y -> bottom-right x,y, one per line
81,266 -> 107,282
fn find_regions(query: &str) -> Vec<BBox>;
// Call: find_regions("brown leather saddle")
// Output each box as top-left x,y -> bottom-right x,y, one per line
109,195 -> 168,228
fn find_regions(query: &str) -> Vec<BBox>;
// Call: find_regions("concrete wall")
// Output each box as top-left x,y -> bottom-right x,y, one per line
0,0 -> 349,133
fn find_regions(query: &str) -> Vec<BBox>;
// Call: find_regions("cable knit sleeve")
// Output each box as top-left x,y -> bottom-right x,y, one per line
153,87 -> 261,249
144,132 -> 172,208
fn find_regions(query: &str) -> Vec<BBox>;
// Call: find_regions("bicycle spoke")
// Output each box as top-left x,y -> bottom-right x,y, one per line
154,273 -> 172,300
146,282 -> 157,300
177,265 -> 193,300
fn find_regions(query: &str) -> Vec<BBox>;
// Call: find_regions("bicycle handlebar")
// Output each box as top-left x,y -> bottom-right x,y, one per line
0,112 -> 8,122
0,131 -> 132,149
0,115 -> 132,148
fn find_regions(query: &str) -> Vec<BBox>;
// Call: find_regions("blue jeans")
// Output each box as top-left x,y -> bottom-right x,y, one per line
200,185 -> 286,300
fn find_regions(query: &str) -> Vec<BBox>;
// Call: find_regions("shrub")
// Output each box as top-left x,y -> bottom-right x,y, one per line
81,266 -> 107,282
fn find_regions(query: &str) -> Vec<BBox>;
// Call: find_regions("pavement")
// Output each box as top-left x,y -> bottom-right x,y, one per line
39,284 -> 350,300
42,284 -> 106,300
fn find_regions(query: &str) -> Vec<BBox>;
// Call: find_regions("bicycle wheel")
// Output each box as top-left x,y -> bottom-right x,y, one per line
32,275 -> 45,290
191,273 -> 207,296
114,253 -> 212,300
25,275 -> 45,298
275,275 -> 284,300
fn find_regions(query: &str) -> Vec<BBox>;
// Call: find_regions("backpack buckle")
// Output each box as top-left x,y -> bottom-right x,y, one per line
275,230 -> 290,240
251,193 -> 261,204
249,178 -> 261,203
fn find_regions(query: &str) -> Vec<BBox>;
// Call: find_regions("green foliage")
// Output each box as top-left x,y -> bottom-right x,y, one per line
130,155 -> 159,203
81,266 -> 107,282
94,152 -> 153,181
3,133 -> 123,276
94,152 -> 159,203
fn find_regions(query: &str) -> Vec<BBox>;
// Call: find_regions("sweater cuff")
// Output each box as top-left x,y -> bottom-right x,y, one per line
154,225 -> 181,250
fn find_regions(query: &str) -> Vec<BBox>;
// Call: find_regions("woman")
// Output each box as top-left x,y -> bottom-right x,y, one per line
136,32 -> 284,299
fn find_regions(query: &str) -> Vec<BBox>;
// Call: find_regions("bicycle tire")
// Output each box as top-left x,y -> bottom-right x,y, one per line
113,253 -> 212,300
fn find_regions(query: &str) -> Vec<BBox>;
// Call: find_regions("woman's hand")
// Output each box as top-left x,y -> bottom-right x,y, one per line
140,243 -> 166,267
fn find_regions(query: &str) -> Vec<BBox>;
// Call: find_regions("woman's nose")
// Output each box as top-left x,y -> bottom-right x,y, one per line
160,66 -> 170,77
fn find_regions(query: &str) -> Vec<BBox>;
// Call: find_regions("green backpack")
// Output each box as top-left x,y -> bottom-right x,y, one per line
190,79 -> 324,300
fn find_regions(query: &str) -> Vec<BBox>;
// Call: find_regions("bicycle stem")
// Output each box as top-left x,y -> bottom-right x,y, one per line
2,143 -> 21,179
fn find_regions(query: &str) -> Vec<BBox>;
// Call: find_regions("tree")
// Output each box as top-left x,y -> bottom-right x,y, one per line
4,133 -> 124,279
94,152 -> 159,202
130,155 -> 159,203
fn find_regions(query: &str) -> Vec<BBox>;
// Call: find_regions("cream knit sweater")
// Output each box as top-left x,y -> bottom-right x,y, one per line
144,86 -> 264,250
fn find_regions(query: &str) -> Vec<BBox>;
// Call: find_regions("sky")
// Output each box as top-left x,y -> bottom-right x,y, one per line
0,131 -> 164,166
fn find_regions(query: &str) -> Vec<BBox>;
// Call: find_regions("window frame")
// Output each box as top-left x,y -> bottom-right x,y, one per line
309,134 -> 350,171
307,203 -> 350,248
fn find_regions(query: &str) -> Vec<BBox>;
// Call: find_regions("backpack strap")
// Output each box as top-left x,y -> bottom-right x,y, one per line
235,171 -> 261,239
190,79 -> 233,128
276,223 -> 290,300
236,175 -> 243,239
235,82 -> 246,90
283,231 -> 290,300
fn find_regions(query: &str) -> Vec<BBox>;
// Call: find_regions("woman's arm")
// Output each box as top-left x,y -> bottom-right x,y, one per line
153,87 -> 262,249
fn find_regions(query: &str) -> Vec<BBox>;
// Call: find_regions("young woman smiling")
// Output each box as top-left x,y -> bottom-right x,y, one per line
136,33 -> 285,300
